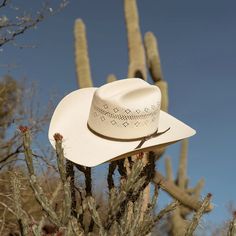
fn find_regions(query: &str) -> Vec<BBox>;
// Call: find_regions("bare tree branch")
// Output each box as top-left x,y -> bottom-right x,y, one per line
0,0 -> 69,48
0,0 -> 8,9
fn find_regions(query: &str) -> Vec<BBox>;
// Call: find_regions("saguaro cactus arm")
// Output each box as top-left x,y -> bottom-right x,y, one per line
165,157 -> 174,181
106,74 -> 117,83
153,171 -> 213,212
144,31 -> 168,112
124,0 -> 147,80
144,31 -> 163,82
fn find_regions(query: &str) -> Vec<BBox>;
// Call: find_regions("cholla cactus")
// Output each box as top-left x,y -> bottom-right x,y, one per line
8,127 -> 212,236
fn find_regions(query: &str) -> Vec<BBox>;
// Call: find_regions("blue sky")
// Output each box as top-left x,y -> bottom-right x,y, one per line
1,0 -> 236,228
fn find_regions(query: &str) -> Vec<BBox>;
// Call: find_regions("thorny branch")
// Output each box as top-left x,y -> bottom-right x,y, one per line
0,0 -> 69,48
0,144 -> 22,165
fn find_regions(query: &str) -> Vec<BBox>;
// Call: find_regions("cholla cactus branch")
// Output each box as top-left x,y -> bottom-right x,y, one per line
105,160 -> 144,229
146,183 -> 159,214
85,167 -> 92,196
155,201 -> 179,223
0,207 -> 6,235
29,174 -> 61,227
20,127 -> 61,227
74,19 -> 93,88
10,172 -> 30,235
227,211 -> 236,236
185,193 -> 212,235
69,217 -> 84,236
32,216 -> 46,236
124,0 -> 147,80
107,162 -> 117,190
144,31 -> 163,82
137,201 -> 179,236
54,133 -> 72,225
117,159 -> 128,178
66,160 -> 77,217
121,192 -> 143,235
19,126 -> 34,175
75,164 -> 92,196
153,171 -> 213,212
86,196 -> 106,236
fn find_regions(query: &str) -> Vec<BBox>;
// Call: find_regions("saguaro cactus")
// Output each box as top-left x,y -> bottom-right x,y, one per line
144,31 -> 168,112
106,74 -> 117,83
124,0 -> 147,80
74,19 -> 93,88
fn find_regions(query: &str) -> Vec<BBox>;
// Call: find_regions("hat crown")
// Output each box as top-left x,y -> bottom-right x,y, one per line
87,78 -> 161,139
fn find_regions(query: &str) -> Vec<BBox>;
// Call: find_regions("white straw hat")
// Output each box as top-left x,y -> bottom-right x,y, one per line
48,78 -> 196,167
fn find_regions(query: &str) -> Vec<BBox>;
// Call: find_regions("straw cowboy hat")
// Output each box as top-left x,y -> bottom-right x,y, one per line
48,78 -> 195,167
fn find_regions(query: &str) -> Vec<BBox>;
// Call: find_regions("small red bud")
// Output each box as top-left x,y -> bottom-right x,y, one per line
18,125 -> 28,133
56,232 -> 63,236
53,133 -> 63,141
137,152 -> 144,159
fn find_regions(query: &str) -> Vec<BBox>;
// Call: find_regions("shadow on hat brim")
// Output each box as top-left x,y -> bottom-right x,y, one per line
48,88 -> 196,167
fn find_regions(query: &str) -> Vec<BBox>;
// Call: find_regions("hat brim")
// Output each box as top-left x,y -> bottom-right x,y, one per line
48,88 -> 196,167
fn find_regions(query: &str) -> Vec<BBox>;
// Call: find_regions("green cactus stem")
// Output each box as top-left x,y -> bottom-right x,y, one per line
177,139 -> 188,189
124,0 -> 147,80
144,31 -> 169,112
21,128 -> 61,227
155,80 -> 169,112
144,31 -> 163,82
165,157 -> 174,181
54,133 -> 72,225
10,172 -> 30,236
74,19 -> 93,88
106,74 -> 117,83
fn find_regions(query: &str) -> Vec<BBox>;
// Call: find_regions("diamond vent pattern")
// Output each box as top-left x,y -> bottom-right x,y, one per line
92,102 -> 160,128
